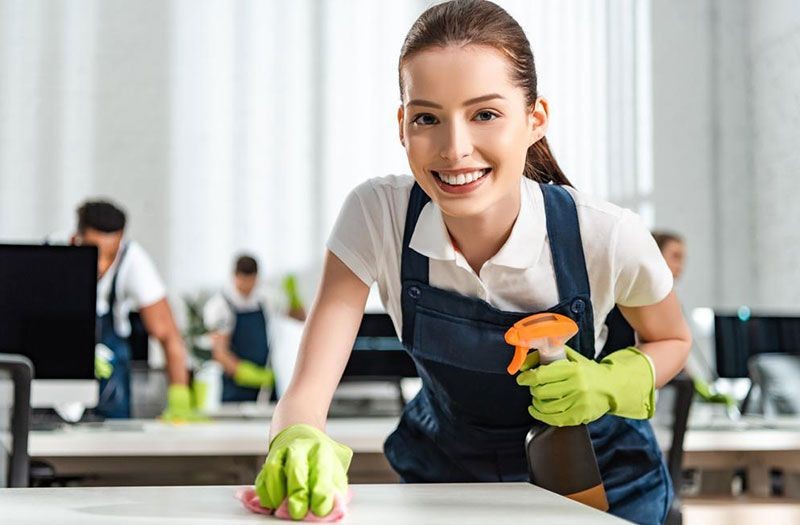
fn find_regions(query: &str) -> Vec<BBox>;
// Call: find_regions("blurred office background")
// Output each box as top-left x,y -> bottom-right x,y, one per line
2,0 -> 798,315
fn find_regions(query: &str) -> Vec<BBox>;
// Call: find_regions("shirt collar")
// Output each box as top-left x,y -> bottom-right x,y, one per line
408,177 -> 546,270
408,198 -> 457,262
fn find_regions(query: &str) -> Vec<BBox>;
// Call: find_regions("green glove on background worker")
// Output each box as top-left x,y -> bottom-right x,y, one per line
94,355 -> 113,380
516,346 -> 656,427
693,376 -> 736,406
160,384 -> 206,422
282,274 -> 304,311
255,424 -> 352,520
234,360 -> 275,389
94,344 -> 114,380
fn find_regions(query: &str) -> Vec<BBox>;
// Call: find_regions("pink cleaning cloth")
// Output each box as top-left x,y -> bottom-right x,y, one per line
235,487 -> 352,522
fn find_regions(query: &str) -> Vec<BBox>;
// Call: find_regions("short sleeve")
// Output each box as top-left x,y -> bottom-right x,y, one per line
122,243 -> 167,309
326,181 -> 385,286
203,293 -> 235,334
612,210 -> 674,307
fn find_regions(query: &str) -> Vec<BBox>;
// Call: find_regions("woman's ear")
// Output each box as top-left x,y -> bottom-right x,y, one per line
528,97 -> 550,146
397,105 -> 406,147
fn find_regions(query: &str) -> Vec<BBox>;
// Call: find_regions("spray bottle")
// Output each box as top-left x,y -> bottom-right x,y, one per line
505,313 -> 609,511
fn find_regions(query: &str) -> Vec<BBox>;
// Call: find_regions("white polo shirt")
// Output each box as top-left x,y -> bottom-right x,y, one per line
97,240 -> 167,337
203,282 -> 288,336
327,175 -> 673,356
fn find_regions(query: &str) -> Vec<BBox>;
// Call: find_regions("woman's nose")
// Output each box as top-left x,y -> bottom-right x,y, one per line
439,120 -> 473,161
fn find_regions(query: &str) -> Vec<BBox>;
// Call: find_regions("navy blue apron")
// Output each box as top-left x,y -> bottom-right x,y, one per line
601,305 -> 636,358
96,244 -> 133,419
221,297 -> 270,402
384,183 -> 672,524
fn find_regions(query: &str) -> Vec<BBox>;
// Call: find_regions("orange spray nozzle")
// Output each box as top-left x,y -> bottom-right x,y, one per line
504,313 -> 579,375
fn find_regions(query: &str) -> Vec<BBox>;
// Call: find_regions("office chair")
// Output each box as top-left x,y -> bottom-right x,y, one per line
0,354 -> 33,488
661,371 -> 694,525
746,353 -> 800,416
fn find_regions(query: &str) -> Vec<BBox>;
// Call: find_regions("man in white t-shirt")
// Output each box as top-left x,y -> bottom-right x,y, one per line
203,255 -> 306,402
71,200 -> 195,420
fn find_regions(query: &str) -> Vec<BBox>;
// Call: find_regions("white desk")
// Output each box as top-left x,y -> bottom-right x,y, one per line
0,483 -> 626,524
654,409 -> 800,498
27,418 -> 396,457
27,418 -> 399,485
26,413 -> 800,494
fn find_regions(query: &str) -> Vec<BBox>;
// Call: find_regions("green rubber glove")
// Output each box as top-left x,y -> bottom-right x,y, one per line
282,274 -> 304,311
94,344 -> 114,380
255,424 -> 352,520
516,346 -> 656,427
233,360 -> 275,389
94,355 -> 113,380
160,384 -> 205,422
693,377 -> 736,406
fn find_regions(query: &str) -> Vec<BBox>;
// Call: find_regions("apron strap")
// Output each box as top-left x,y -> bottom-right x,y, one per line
400,183 -> 432,284
222,294 -> 270,342
539,183 -> 592,302
107,242 -> 131,314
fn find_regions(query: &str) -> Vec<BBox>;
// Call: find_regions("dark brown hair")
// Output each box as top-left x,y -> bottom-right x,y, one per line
234,254 -> 259,275
77,199 -> 127,233
398,0 -> 572,186
651,231 -> 684,251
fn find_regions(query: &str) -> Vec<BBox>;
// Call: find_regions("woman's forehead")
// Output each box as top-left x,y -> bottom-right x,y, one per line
401,44 -> 523,105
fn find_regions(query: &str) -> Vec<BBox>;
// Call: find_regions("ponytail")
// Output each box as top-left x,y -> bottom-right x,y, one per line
524,137 -> 573,186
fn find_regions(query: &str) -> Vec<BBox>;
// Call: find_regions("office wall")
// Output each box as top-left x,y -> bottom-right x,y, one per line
651,0 -> 799,313
650,0 -> 716,313
750,1 -> 800,310
0,0 -> 172,273
0,0 -> 650,298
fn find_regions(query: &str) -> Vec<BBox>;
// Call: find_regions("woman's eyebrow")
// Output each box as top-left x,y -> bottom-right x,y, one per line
406,93 -> 506,109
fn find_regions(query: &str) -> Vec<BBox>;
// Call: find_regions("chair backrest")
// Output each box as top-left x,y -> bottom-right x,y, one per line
662,371 -> 694,490
748,353 -> 800,415
0,354 -> 33,487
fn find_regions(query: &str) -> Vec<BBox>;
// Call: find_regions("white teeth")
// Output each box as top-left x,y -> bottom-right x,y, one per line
436,169 -> 489,186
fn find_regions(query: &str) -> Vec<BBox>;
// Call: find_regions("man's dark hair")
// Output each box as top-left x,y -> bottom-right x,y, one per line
234,254 -> 259,275
77,200 -> 127,233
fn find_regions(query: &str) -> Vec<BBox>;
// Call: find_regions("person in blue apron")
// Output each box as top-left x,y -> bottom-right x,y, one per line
71,200 -> 196,420
204,255 -> 306,402
95,242 -> 134,417
250,2 -> 692,523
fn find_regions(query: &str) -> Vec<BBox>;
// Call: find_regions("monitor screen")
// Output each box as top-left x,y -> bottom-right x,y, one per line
714,312 -> 800,378
343,313 -> 417,378
0,244 -> 97,380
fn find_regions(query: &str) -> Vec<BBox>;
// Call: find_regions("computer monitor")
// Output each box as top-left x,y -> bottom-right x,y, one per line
0,244 -> 98,407
342,313 -> 418,378
714,310 -> 800,378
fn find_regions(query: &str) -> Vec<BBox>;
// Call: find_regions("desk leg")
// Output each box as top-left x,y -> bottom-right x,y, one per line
747,461 -> 771,498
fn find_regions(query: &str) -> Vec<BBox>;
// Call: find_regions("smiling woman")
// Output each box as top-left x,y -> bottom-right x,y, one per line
254,1 -> 690,524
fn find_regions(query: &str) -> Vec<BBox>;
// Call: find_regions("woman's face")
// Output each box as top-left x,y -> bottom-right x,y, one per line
661,240 -> 686,281
398,45 -> 547,219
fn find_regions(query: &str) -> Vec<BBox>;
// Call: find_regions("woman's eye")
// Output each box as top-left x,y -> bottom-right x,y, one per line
412,113 -> 438,126
474,110 -> 498,122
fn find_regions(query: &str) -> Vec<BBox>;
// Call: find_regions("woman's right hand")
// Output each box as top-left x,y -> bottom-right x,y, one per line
255,424 -> 353,520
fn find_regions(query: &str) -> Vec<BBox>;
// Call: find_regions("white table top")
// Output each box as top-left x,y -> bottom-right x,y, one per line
28,418 -> 398,457
0,483 -> 626,524
25,411 -> 800,459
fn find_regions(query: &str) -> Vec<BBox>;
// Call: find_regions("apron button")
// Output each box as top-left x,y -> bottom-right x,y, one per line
408,286 -> 421,299
571,299 -> 585,314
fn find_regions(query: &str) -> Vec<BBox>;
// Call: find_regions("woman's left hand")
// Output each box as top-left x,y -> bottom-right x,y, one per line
516,346 -> 655,427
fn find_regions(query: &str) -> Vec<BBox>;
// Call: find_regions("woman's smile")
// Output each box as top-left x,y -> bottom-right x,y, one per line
431,167 -> 492,194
